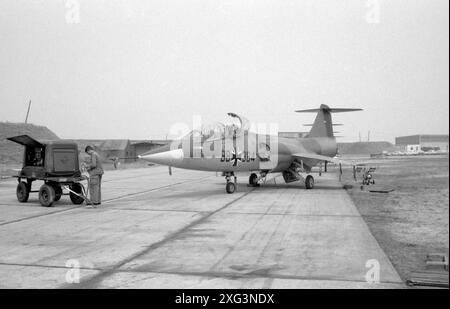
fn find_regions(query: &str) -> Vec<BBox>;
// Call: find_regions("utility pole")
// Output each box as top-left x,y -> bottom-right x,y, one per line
367,130 -> 370,142
359,132 -> 361,143
24,100 -> 31,124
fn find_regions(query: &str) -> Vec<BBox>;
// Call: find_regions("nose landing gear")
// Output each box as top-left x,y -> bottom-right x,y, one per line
226,181 -> 236,194
224,172 -> 237,194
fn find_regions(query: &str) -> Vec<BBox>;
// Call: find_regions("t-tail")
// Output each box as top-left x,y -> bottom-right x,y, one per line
296,104 -> 362,138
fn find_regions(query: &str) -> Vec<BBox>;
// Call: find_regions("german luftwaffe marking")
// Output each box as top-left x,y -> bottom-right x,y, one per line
231,148 -> 242,166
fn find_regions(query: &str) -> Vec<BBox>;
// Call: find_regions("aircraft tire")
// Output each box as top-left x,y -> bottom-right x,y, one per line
305,175 -> 314,189
226,182 -> 236,194
249,173 -> 258,186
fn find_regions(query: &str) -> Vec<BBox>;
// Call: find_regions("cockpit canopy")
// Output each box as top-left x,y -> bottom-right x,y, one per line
188,113 -> 251,142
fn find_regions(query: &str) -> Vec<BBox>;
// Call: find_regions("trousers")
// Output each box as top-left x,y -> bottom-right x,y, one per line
89,174 -> 102,204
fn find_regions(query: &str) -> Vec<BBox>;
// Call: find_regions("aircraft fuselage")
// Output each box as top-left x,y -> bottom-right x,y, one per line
139,132 -> 338,173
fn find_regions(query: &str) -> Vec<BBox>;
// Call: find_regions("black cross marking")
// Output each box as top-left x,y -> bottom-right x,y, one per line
231,148 -> 242,166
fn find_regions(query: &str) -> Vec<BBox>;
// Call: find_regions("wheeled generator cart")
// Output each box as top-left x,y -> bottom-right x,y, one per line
7,135 -> 90,207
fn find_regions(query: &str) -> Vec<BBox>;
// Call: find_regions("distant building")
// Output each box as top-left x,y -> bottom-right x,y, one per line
131,140 -> 171,159
278,132 -> 309,138
395,135 -> 449,153
98,139 -> 133,163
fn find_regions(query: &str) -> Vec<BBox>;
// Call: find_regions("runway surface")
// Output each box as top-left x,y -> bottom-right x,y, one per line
0,166 -> 404,288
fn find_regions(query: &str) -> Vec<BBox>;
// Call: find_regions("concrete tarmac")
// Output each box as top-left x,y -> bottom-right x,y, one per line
0,166 -> 404,288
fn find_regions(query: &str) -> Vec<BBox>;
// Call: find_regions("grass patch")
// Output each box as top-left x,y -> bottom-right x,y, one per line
342,155 -> 449,282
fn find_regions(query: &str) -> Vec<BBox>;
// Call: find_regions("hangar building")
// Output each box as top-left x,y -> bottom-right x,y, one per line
98,140 -> 133,163
131,140 -> 171,159
395,134 -> 449,153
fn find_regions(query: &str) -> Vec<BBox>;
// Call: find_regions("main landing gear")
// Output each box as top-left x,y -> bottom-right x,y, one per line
249,173 -> 259,186
224,172 -> 266,193
248,172 -> 268,187
282,163 -> 315,190
223,172 -> 314,193
304,174 -> 314,189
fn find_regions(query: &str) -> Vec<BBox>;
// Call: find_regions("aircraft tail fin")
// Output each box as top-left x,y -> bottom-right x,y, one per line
295,104 -> 362,138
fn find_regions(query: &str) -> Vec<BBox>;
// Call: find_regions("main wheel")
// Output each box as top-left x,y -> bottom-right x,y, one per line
226,182 -> 236,194
16,182 -> 30,203
69,183 -> 85,205
305,175 -> 314,189
249,173 -> 258,186
39,184 -> 55,207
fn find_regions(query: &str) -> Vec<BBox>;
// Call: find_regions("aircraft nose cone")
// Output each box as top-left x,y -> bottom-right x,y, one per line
138,148 -> 184,165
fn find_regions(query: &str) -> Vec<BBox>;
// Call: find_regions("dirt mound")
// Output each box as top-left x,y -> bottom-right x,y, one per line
338,141 -> 396,155
0,122 -> 59,165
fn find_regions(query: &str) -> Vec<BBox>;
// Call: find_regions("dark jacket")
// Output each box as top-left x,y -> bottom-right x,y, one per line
87,151 -> 104,176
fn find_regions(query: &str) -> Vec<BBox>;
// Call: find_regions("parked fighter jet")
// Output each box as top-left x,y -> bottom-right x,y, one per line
139,105 -> 362,193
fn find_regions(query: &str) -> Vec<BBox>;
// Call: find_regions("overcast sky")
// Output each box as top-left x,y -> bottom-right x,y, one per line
0,0 -> 448,142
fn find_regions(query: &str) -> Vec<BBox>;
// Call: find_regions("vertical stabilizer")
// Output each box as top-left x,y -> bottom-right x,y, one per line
295,104 -> 362,138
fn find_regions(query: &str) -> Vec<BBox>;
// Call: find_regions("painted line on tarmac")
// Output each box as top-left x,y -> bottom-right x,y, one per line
0,206 -> 82,227
223,211 -> 364,217
0,176 -> 213,227
62,187 -> 258,289
110,268 -> 405,286
101,176 -> 213,203
0,261 -> 104,272
101,169 -> 195,183
109,207 -> 210,214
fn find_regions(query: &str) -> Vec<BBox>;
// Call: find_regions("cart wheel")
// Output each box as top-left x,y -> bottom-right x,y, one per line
39,184 -> 55,207
69,183 -> 85,205
53,185 -> 62,202
16,182 -> 30,203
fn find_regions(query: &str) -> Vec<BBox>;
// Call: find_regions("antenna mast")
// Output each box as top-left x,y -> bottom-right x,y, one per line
25,100 -> 31,124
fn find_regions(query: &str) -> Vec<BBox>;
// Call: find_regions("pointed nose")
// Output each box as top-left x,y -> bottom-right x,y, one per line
138,148 -> 184,165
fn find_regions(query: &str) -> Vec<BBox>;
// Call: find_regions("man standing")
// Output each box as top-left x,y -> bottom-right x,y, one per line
84,146 -> 104,207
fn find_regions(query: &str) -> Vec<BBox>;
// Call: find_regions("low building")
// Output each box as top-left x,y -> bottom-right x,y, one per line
131,140 -> 171,158
98,139 -> 134,163
395,135 -> 449,153
278,132 -> 309,138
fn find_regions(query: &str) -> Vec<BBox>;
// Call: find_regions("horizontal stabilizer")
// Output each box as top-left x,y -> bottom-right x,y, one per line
296,107 -> 362,113
296,104 -> 362,138
303,123 -> 343,127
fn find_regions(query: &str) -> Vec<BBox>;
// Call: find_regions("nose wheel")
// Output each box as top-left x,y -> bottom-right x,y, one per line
226,181 -> 236,194
224,172 -> 237,194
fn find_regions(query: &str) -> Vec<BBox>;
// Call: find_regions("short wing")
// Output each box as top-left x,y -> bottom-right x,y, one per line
292,153 -> 366,166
